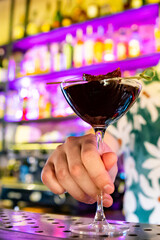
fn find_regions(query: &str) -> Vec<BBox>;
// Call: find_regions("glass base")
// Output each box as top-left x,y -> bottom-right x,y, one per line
70,220 -> 129,236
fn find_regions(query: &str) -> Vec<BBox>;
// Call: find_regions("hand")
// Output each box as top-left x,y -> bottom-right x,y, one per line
41,134 -> 118,207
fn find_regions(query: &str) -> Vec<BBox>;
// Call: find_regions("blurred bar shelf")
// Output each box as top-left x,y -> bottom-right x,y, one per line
0,182 -> 58,206
12,4 -> 159,51
9,53 -> 160,89
5,115 -> 77,124
10,142 -> 62,151
0,181 -> 48,191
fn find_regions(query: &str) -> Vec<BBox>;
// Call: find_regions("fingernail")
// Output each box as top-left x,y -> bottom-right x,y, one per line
103,197 -> 112,203
103,197 -> 113,207
103,193 -> 112,200
103,184 -> 114,194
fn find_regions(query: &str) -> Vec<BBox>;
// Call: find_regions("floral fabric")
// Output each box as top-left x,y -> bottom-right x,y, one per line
109,63 -> 160,224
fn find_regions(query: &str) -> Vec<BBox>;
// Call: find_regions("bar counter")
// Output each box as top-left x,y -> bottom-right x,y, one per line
0,208 -> 160,239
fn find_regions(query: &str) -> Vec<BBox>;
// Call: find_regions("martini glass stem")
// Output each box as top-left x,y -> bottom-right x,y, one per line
94,128 -> 108,224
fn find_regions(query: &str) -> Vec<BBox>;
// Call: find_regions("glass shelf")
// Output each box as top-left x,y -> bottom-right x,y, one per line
0,181 -> 48,191
9,53 -> 160,89
5,115 -> 77,124
10,142 -> 62,151
12,4 -> 159,51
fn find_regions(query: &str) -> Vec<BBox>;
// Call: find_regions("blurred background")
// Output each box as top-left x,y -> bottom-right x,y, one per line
0,0 -> 160,219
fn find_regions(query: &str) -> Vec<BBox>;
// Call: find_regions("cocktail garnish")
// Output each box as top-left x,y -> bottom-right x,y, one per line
83,68 -> 121,82
46,67 -> 155,85
139,67 -> 155,81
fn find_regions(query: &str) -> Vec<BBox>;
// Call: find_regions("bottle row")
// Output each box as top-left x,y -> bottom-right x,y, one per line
10,21 -> 160,79
0,68 -> 139,122
12,0 -> 157,41
0,84 -> 73,121
8,85 -> 73,121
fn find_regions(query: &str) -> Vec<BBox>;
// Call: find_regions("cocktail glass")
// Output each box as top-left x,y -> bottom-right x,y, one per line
60,76 -> 142,236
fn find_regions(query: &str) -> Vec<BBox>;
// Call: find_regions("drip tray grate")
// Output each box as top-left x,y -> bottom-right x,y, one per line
0,208 -> 160,239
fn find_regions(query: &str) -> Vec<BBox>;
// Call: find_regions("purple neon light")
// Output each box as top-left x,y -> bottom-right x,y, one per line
13,4 -> 159,51
9,53 -> 160,89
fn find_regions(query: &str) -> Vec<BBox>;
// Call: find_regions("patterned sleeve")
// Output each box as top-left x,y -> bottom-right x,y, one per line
122,64 -> 160,224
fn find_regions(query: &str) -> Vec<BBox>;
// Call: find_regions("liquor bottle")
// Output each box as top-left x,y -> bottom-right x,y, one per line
26,10 -> 40,36
72,0 -> 88,23
99,2 -> 112,16
104,24 -> 115,62
154,17 -> 160,52
61,15 -> 72,27
44,91 -> 52,118
12,15 -> 25,40
57,43 -> 65,71
94,26 -> 104,63
2,56 -> 11,81
61,0 -> 72,27
11,52 -> 22,79
128,24 -> 141,58
100,0 -> 124,15
38,45 -> 51,73
130,0 -> 143,8
22,96 -> 29,120
51,42 -> 65,71
122,0 -> 130,10
5,91 -> 22,121
22,48 -> 38,75
44,101 -> 52,118
26,87 -> 39,120
84,25 -> 94,65
116,28 -> 128,60
50,43 -> 59,71
38,84 -> 47,119
63,34 -> 73,69
73,29 -> 84,68
41,2 -> 52,33
52,0 -> 63,29
87,3 -> 100,19
38,85 -> 52,119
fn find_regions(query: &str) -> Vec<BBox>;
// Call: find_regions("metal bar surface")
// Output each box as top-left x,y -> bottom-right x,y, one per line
0,208 -> 160,239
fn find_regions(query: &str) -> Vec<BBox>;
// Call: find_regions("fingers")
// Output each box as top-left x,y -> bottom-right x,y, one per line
54,145 -> 95,204
41,134 -> 118,207
103,194 -> 113,208
81,134 -> 115,194
102,151 -> 118,182
109,164 -> 118,182
41,161 -> 65,195
64,137 -> 98,200
101,143 -> 118,182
